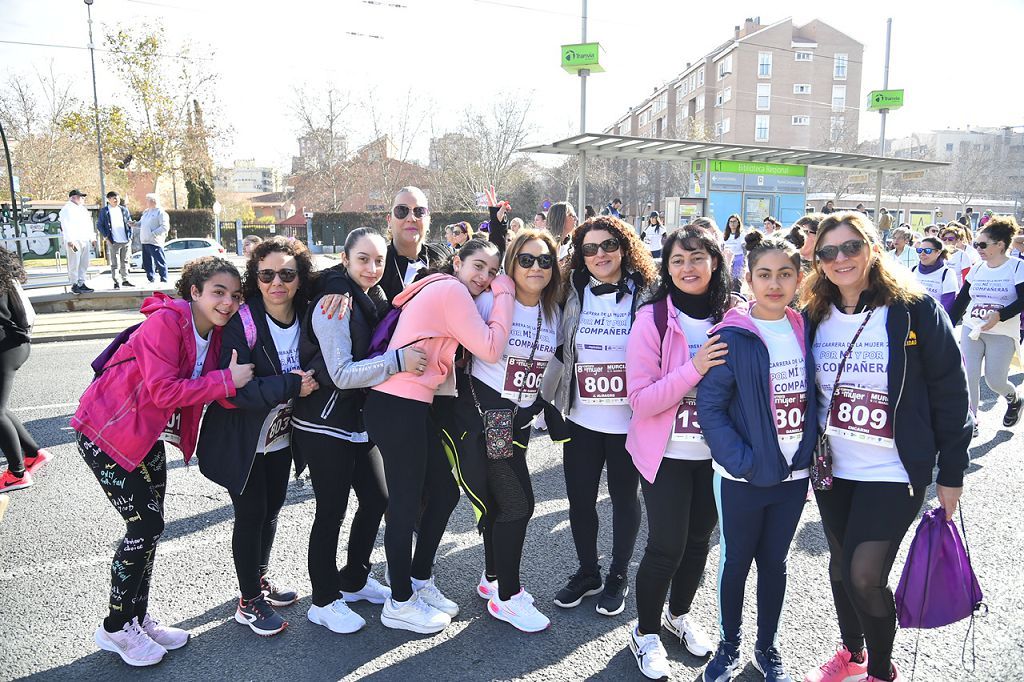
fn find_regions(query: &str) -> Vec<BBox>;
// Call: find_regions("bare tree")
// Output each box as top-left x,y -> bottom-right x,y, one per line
361,89 -> 429,207
290,86 -> 353,211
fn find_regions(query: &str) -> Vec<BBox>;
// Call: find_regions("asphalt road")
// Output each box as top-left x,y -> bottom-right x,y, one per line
1,339 -> 1021,681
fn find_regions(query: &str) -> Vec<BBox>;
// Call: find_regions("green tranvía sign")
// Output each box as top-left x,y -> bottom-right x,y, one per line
867,89 -> 904,111
561,42 -> 603,73
710,160 -> 806,177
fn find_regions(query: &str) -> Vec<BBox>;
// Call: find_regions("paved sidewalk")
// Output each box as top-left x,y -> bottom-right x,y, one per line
31,309 -> 145,343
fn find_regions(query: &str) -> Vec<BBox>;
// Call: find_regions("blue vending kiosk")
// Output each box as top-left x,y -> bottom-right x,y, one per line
696,160 -> 808,230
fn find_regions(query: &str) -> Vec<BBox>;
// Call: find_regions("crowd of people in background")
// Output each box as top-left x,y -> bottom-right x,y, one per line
4,183 -> 1016,682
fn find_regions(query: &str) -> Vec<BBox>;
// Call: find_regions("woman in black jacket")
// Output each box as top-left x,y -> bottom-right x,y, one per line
0,247 -> 50,493
800,212 -> 971,682
197,237 -> 319,637
292,228 -> 427,635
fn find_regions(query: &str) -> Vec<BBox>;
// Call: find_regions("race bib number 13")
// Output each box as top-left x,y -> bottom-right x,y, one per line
672,396 -> 703,442
826,385 -> 894,448
575,362 -> 628,405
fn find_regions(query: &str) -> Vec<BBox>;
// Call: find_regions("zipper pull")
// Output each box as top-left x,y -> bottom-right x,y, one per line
907,483 -> 913,497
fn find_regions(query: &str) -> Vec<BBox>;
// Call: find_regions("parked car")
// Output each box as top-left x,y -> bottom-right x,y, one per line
130,238 -> 226,271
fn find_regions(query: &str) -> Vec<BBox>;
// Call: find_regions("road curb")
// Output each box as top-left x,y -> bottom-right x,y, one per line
32,331 -> 120,345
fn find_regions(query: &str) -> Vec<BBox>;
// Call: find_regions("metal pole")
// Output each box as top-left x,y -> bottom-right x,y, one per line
86,1 -> 106,200
0,120 -> 22,265
873,17 -> 892,220
577,0 -> 587,214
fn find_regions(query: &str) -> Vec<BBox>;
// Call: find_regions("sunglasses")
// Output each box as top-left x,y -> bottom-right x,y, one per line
392,204 -> 429,220
974,241 -> 996,250
516,253 -> 554,270
815,239 -> 866,262
941,236 -> 958,242
580,238 -> 621,257
256,268 -> 298,284
916,247 -> 937,255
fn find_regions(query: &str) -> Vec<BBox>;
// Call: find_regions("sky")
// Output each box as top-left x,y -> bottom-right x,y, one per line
2,0 -> 1022,172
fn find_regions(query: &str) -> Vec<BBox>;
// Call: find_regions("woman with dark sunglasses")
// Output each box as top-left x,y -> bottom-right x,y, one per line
450,221 -> 474,247
375,187 -> 453,303
445,229 -> 564,632
802,212 -> 969,682
910,236 -> 957,314
196,237 -> 320,637
949,215 -> 1024,434
624,227 -> 739,679
939,224 -> 978,289
549,216 -> 659,619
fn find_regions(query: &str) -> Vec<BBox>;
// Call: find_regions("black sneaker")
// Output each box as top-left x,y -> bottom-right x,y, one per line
596,571 -> 628,616
553,569 -> 603,608
122,280 -> 135,287
753,646 -> 792,682
260,575 -> 298,607
1003,392 -> 1022,428
79,283 -> 95,292
70,284 -> 82,295
234,595 -> 287,636
113,281 -> 120,290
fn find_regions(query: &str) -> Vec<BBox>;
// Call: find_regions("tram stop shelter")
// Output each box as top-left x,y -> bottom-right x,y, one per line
519,133 -> 949,229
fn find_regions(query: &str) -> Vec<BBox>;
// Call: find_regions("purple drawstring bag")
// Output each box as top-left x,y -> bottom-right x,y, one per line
895,506 -> 984,629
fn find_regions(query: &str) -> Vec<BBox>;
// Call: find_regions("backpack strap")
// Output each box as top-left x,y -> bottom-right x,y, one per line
654,297 -> 668,342
238,304 -> 257,350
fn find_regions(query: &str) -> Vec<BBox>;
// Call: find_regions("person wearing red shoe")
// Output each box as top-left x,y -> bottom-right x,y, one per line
0,247 -> 46,494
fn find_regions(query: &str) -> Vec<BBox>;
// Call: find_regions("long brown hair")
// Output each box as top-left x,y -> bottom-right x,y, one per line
800,211 -> 924,324
566,215 -> 659,288
505,229 -> 562,323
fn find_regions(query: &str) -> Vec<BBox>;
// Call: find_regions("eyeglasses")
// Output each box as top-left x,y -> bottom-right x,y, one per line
516,253 -> 554,270
815,239 -> 866,262
392,204 -> 429,220
256,268 -> 298,284
916,247 -> 937,255
580,238 -> 621,257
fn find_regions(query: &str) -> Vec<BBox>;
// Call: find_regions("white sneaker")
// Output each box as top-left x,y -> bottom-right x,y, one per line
629,626 -> 671,680
381,594 -> 451,634
487,589 -> 550,633
137,614 -> 189,650
477,571 -> 499,600
342,576 -> 391,605
94,621 -> 166,667
662,605 -> 714,657
308,598 -> 366,634
413,576 -> 459,618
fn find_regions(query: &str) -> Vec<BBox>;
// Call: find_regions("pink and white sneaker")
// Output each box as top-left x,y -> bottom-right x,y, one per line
137,614 -> 190,650
487,589 -> 550,633
94,621 -> 166,667
803,645 -> 868,682
477,571 -> 498,600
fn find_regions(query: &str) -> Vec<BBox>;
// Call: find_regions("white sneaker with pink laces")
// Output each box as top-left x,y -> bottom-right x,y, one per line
94,620 -> 166,667
138,614 -> 190,650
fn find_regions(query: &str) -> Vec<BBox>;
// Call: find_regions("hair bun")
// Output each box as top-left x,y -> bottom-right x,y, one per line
744,230 -> 765,250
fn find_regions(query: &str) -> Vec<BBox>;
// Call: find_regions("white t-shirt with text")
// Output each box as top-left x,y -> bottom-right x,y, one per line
569,286 -> 633,434
663,310 -> 713,461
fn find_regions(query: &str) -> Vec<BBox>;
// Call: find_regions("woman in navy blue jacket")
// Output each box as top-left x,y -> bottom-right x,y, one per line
696,232 -> 816,682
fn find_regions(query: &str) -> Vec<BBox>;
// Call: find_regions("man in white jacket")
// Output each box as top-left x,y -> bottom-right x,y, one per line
138,193 -> 170,283
58,189 -> 96,294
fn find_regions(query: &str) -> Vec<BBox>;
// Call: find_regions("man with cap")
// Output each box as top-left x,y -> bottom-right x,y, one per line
96,191 -> 135,290
640,210 -> 664,259
59,189 -> 96,294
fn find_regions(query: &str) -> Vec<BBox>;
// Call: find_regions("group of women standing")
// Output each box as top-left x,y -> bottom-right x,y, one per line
71,186 -> 981,682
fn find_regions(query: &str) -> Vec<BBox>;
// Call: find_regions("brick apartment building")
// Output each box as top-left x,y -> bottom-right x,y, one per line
605,17 -> 864,152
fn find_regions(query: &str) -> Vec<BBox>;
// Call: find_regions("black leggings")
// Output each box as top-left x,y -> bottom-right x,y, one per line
364,391 -> 460,602
563,420 -> 641,577
480,446 -> 535,600
78,432 -> 166,632
635,458 -> 718,635
296,431 -> 389,608
229,449 -> 292,600
815,478 -> 925,680
0,343 -> 39,472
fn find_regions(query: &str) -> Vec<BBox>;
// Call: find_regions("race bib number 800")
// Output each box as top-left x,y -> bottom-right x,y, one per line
575,362 -> 628,405
826,385 -> 893,448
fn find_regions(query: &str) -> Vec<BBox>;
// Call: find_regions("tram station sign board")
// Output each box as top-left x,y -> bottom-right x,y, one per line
561,43 -> 604,73
867,89 -> 905,111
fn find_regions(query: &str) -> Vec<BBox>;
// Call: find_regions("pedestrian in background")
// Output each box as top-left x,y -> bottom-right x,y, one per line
96,191 -> 135,290
242,235 -> 263,259
641,211 -> 665,259
139,193 -> 170,284
59,189 -> 95,294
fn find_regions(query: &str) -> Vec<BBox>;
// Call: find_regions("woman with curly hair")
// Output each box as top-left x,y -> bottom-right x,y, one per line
197,236 -> 320,637
0,248 -> 50,493
549,215 -> 658,618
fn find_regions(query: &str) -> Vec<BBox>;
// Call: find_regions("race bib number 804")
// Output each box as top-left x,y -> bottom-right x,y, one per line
575,362 -> 628,405
826,385 -> 893,448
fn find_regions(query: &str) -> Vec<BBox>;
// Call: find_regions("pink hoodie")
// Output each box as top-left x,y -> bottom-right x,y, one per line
372,272 -> 515,403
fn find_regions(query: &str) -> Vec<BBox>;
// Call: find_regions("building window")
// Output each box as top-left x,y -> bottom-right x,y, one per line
793,84 -> 812,95
698,67 -> 705,86
676,85 -> 684,103
795,51 -> 813,62
755,115 -> 770,142
715,87 -> 732,107
832,85 -> 846,112
653,92 -> 667,113
717,55 -> 732,80
758,52 -> 772,78
945,143 -> 954,152
792,115 -> 810,126
715,117 -> 731,137
695,95 -> 705,113
757,83 -> 771,110
690,74 -> 697,91
639,109 -> 650,125
834,53 -> 848,80
723,86 -> 732,103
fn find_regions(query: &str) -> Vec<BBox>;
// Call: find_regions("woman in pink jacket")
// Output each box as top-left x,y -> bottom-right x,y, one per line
624,227 -> 739,680
363,238 -> 515,635
72,257 -> 255,667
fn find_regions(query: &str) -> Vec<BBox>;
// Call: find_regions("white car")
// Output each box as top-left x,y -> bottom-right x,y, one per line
130,238 -> 226,271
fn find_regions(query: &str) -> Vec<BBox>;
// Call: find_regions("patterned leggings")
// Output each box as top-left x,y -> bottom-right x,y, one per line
78,432 -> 166,632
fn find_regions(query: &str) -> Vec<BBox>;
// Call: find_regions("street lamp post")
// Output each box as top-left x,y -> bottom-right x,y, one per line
84,0 -> 106,200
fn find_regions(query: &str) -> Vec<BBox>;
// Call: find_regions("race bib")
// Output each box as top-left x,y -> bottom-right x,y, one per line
575,362 -> 628,405
671,396 -> 703,442
264,405 -> 293,452
970,303 -> 1002,320
774,392 -> 807,442
502,357 -> 547,401
826,386 -> 893,448
159,410 -> 182,445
